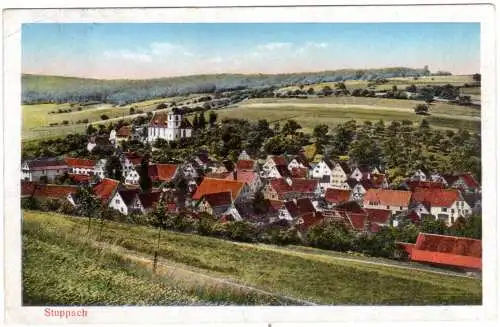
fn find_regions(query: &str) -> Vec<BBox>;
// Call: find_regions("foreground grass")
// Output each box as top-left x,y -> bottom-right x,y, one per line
23,211 -> 482,305
219,97 -> 480,132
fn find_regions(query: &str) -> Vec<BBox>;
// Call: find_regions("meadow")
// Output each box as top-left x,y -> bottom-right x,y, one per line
218,96 -> 481,132
23,211 -> 482,305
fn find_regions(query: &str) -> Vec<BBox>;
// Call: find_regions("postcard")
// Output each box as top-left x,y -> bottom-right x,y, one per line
2,2 -> 498,326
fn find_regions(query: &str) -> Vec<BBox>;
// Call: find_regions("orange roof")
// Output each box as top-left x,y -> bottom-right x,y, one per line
64,157 -> 96,168
290,167 -> 308,178
93,178 -> 120,203
458,174 -> 480,189
68,174 -> 91,183
149,164 -> 177,182
192,178 -> 245,201
412,188 -> 461,207
33,184 -> 79,199
363,189 -> 412,207
225,171 -> 258,185
325,188 -> 351,204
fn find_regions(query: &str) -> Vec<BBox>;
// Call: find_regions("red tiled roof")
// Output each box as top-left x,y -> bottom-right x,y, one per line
202,191 -> 232,207
290,167 -> 308,179
405,180 -> 446,192
325,188 -> 351,204
292,179 -> 318,193
458,174 -> 480,189
284,201 -> 299,217
68,174 -> 91,183
267,200 -> 283,211
93,178 -> 120,203
298,212 -> 324,230
192,178 -> 245,201
116,125 -> 131,137
149,112 -> 170,128
206,172 -> 232,179
148,164 -> 177,182
412,188 -> 461,207
64,157 -> 96,168
335,201 -> 365,213
269,178 -> 292,196
442,174 -> 459,186
124,152 -> 143,165
236,160 -> 255,171
370,173 -> 387,187
225,171 -> 258,185
272,156 -> 288,166
408,233 -> 482,270
33,184 -> 79,200
296,198 -> 316,215
24,158 -> 67,171
348,213 -> 367,231
365,208 -> 392,224
118,189 -> 139,206
364,189 -> 412,207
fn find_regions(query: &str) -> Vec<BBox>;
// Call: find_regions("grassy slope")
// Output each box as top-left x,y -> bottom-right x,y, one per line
218,97 -> 481,132
23,211 -> 482,305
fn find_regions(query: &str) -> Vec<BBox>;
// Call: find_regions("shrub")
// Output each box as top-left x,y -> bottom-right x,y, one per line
226,220 -> 257,243
101,114 -> 109,120
156,103 -> 168,110
21,197 -> 40,210
62,120 -> 69,125
414,104 -> 429,115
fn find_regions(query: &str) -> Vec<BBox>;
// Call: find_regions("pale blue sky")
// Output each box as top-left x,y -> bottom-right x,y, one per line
22,23 -> 480,79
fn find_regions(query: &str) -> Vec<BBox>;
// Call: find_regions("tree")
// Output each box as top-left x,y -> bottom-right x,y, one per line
307,87 -> 315,95
392,85 -> 398,92
156,103 -> 168,110
472,73 -> 481,83
151,197 -> 167,273
414,103 -> 429,115
100,114 -> 109,120
86,124 -> 97,135
406,84 -> 417,93
199,111 -> 207,129
335,82 -> 346,90
321,85 -> 334,96
419,118 -> 430,130
129,107 -> 135,115
252,189 -> 268,214
192,114 -> 199,130
138,155 -> 152,192
105,155 -> 123,181
313,124 -> 329,154
282,119 -> 302,136
74,185 -> 101,237
208,111 -> 218,127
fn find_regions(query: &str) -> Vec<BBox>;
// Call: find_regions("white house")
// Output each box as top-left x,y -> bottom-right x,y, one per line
262,155 -> 288,178
181,163 -> 199,180
120,153 -> 143,179
21,158 -> 68,182
287,155 -> 310,171
412,188 -> 472,225
238,150 -> 252,161
64,157 -> 96,176
410,169 -> 427,181
311,159 -> 333,179
108,189 -> 140,215
331,162 -> 350,188
147,109 -> 193,143
125,168 -> 140,185
94,159 -> 107,179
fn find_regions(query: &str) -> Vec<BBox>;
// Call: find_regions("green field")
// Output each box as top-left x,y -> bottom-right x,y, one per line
219,97 -> 481,132
23,211 -> 482,305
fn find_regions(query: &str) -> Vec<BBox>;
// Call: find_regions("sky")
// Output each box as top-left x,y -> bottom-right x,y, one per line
22,23 -> 480,79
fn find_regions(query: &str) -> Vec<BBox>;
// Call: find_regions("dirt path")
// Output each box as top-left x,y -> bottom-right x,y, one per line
94,241 -> 317,305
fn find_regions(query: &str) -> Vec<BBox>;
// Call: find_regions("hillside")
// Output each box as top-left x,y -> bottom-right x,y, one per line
23,211 -> 482,306
22,67 -> 430,105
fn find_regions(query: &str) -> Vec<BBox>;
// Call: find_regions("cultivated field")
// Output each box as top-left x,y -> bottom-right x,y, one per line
218,97 -> 481,132
23,211 -> 482,305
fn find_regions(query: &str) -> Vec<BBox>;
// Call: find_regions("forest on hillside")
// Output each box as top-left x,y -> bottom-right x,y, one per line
22,67 -> 433,105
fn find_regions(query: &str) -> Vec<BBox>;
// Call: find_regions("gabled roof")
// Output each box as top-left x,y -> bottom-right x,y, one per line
297,212 -> 324,231
68,174 -> 92,183
346,178 -> 359,189
442,174 -> 459,186
365,208 -> 392,224
370,173 -> 388,187
93,178 -> 120,204
364,189 -> 412,207
123,152 -> 143,165
23,158 -> 68,171
272,155 -> 288,167
458,174 -> 480,189
275,165 -> 291,178
138,191 -> 162,210
404,180 -> 446,192
64,157 -> 96,168
462,193 -> 481,208
336,161 -> 351,174
202,191 -> 232,207
118,189 -> 139,206
290,167 -> 308,179
325,188 -> 351,204
284,201 -> 300,218
116,125 -> 131,137
149,112 -> 169,127
348,213 -> 367,231
335,201 -> 365,213
321,158 -> 335,169
236,159 -> 255,171
225,171 -> 258,185
192,178 -> 245,201
291,179 -> 318,193
412,188 -> 461,207
296,198 -> 316,215
30,184 -> 79,200
149,164 -> 178,182
268,178 -> 292,196
292,154 -> 311,168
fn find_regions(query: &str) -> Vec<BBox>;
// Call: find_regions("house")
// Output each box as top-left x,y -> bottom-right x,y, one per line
262,155 -> 289,178
21,158 -> 68,182
21,181 -> 78,205
147,109 -> 193,143
397,233 -> 481,271
125,163 -> 179,185
364,208 -> 392,232
197,191 -> 242,220
350,166 -> 371,182
181,162 -> 199,180
64,157 -> 96,176
263,178 -> 320,201
87,136 -> 97,153
450,173 -> 481,194
295,212 -> 325,233
93,178 -> 120,205
410,169 -> 427,181
120,152 -> 143,178
324,188 -> 351,208
401,180 -> 446,192
369,173 -> 389,189
411,188 -> 472,225
130,191 -> 162,214
290,167 -> 309,179
191,178 -> 251,204
224,170 -> 262,194
363,189 -> 412,214
278,198 -> 317,221
236,159 -> 256,172
347,178 -> 372,203
263,179 -> 292,201
108,188 -> 140,215
463,193 -> 482,215
115,125 -> 131,143
94,159 -> 107,179
311,158 -> 333,180
68,174 -> 92,185
238,150 -> 252,161
331,162 -> 350,188
287,154 -> 311,171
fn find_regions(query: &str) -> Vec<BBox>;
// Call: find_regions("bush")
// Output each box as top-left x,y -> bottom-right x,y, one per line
62,120 -> 69,125
58,200 -> 76,215
156,103 -> 168,110
100,115 -> 109,120
414,104 -> 429,115
21,197 -> 40,210
226,221 -> 257,243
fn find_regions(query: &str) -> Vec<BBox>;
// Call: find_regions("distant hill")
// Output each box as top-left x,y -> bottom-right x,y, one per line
23,67 -> 431,105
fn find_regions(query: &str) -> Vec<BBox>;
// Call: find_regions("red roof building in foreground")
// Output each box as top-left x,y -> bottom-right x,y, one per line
21,181 -> 78,201
93,178 -> 120,204
397,233 -> 481,271
192,178 -> 246,202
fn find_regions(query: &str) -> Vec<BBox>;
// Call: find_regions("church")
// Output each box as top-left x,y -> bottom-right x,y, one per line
147,108 -> 193,143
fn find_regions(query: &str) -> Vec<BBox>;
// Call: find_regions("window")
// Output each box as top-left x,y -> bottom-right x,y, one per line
442,207 -> 447,212
115,199 -> 120,204
400,206 -> 403,210
451,209 -> 455,213
386,205 -> 390,210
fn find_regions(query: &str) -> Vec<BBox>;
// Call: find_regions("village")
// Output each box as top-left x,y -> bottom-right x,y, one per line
20,105 -> 482,271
